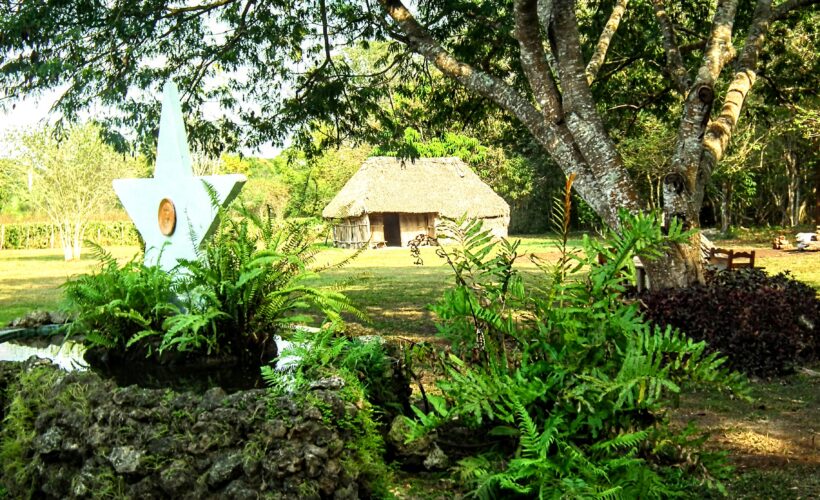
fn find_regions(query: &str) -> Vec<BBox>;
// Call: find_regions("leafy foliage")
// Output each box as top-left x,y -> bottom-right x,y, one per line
409,179 -> 748,497
62,242 -> 178,351
261,328 -> 397,408
63,203 -> 362,362
10,123 -> 143,260
642,268 -> 820,377
165,202 -> 363,359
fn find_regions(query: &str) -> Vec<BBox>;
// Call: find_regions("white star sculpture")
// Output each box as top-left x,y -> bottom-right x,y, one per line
113,81 -> 246,271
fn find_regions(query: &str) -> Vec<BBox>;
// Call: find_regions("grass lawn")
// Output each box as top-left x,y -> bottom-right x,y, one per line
0,246 -> 140,325
1,234 -> 817,330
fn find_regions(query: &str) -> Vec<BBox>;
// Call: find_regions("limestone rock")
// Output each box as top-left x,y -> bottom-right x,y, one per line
387,415 -> 434,466
160,460 -> 196,496
207,452 -> 243,487
108,446 -> 144,474
224,479 -> 258,500
309,376 -> 346,390
0,360 -> 398,498
423,442 -> 450,471
32,427 -> 63,456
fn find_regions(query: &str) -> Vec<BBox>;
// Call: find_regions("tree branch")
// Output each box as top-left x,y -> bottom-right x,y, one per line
165,0 -> 237,15
319,0 -> 333,66
551,0 -> 639,216
652,0 -> 691,93
513,0 -> 562,120
550,0 -> 637,183
585,0 -> 629,85
697,0 -> 774,204
670,0 -> 739,199
696,0 -> 739,86
772,0 -> 820,20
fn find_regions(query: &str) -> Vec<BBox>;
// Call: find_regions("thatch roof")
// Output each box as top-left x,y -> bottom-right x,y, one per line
322,157 -> 510,219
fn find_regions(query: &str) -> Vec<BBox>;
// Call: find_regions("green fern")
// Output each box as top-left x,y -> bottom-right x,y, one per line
408,176 -> 748,498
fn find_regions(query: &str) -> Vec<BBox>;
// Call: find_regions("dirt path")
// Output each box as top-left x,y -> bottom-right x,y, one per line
673,367 -> 820,498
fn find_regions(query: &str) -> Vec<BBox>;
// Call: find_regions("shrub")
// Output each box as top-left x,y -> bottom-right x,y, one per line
61,242 -> 178,351
163,204 -> 363,361
406,177 -> 748,498
62,202 -> 362,363
642,268 -> 820,377
0,220 -> 139,250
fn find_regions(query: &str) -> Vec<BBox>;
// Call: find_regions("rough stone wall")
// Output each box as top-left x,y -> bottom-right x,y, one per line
0,361 -> 379,499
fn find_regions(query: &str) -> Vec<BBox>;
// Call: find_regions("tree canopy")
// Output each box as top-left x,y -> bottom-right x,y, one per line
11,123 -> 141,260
1,0 -> 817,285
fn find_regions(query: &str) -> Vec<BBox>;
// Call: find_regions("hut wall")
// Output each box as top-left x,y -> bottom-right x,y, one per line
332,215 -> 370,248
478,216 -> 509,239
369,214 -> 385,246
399,213 -> 436,246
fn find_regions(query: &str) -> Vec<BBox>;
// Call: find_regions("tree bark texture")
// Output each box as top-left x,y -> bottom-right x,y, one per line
379,0 -> 816,288
586,0 -> 629,84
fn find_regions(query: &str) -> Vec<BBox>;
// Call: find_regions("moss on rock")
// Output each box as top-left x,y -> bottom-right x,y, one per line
0,360 -> 390,498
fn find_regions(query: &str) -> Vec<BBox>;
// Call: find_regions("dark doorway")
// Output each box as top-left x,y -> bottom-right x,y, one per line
383,213 -> 401,246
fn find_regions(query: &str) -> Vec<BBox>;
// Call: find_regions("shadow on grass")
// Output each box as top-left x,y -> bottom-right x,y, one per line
674,368 -> 820,497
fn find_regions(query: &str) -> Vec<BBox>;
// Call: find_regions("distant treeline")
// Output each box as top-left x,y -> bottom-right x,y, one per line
0,221 -> 140,250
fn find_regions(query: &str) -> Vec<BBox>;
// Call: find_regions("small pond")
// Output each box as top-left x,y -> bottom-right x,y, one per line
0,338 -> 88,371
0,328 -> 296,393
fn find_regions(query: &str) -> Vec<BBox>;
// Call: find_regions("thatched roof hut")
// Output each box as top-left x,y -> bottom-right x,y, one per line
322,157 -> 510,248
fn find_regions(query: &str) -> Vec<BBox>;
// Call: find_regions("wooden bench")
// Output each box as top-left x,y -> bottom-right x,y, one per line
707,248 -> 756,270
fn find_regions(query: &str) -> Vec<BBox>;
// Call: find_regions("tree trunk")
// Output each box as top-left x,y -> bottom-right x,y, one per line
643,233 -> 704,289
60,221 -> 73,261
785,150 -> 799,226
72,222 -> 83,261
720,181 -> 732,234
815,158 -> 820,226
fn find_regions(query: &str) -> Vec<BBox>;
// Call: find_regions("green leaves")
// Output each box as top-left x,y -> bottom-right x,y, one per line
62,242 -> 178,350
62,203 -> 362,362
413,207 -> 747,498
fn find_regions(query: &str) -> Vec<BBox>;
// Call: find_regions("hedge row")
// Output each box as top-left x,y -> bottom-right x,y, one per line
0,221 -> 140,250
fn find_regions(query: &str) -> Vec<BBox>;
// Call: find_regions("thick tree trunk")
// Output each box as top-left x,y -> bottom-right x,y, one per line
643,234 -> 704,289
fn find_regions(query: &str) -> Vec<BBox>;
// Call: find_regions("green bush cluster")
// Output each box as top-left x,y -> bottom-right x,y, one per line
0,221 -> 139,250
407,199 -> 748,497
62,200 -> 361,363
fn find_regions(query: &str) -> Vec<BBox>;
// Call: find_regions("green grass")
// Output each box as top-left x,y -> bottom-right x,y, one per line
307,243 -> 555,339
2,232 -> 817,328
0,246 -> 140,325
